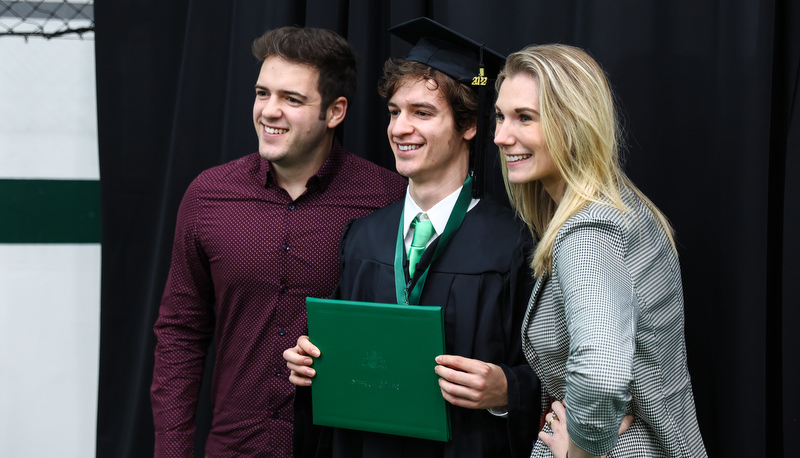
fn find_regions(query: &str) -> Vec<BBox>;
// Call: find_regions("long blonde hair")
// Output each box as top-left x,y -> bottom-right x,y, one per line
496,44 -> 675,276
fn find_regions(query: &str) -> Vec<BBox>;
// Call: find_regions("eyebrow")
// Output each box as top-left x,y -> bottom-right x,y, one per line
388,100 -> 439,113
254,85 -> 310,102
495,105 -> 540,115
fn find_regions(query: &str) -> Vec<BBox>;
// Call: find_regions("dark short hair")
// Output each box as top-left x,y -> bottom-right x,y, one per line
377,58 -> 478,133
252,26 -> 357,118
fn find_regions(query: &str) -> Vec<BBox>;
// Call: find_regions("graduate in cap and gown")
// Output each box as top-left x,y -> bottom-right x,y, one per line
285,17 -> 541,458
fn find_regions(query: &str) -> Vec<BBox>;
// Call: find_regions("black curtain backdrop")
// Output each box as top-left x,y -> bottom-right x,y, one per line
95,1 -> 799,457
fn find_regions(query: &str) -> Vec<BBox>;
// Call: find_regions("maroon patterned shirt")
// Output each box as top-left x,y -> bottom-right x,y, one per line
151,143 -> 407,457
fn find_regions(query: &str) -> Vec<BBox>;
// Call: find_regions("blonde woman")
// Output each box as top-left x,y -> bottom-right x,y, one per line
493,44 -> 706,458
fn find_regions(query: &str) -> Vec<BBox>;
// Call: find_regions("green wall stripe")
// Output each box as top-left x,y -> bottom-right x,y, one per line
0,179 -> 101,243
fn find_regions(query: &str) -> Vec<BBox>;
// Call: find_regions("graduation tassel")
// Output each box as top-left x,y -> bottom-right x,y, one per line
471,45 -> 488,199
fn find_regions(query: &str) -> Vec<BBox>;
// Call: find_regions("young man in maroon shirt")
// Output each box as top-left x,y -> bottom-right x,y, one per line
150,26 -> 407,457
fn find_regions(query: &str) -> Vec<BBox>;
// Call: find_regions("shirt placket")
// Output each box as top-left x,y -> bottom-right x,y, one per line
271,199 -> 298,422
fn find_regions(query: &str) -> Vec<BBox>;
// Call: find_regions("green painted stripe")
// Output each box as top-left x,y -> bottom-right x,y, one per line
0,179 -> 100,243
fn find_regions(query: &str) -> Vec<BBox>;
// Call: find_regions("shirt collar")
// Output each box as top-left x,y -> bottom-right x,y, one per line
402,185 -> 480,239
259,138 -> 345,193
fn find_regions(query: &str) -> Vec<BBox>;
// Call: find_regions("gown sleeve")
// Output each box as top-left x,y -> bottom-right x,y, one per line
499,234 -> 542,458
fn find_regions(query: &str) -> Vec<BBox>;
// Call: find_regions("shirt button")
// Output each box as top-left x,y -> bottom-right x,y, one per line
272,411 -> 280,419
281,285 -> 289,293
278,329 -> 286,336
283,244 -> 290,251
275,370 -> 282,377
288,204 -> 296,210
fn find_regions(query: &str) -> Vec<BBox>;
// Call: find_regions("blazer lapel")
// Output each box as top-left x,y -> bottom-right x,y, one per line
521,274 -> 547,355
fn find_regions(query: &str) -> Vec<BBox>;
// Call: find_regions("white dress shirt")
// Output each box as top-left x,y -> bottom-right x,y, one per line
402,185 -> 479,252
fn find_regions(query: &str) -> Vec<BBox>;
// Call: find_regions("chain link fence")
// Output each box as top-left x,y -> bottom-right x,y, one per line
0,0 -> 93,40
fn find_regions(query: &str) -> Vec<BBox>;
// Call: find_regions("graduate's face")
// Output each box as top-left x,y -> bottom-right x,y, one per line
387,78 -> 476,185
494,73 -> 562,191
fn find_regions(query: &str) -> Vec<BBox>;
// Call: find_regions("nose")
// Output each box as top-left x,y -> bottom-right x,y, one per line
493,120 -> 513,147
389,112 -> 413,137
260,96 -> 282,119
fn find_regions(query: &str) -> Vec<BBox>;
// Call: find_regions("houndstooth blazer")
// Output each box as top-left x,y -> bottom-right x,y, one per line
522,185 -> 707,457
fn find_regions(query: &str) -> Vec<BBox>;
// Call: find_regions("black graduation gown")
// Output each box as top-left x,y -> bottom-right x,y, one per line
305,197 -> 541,458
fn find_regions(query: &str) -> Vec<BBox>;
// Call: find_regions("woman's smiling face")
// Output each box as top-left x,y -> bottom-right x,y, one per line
494,73 -> 561,190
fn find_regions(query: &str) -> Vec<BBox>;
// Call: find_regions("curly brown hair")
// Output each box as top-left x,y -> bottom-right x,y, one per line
377,58 -> 477,134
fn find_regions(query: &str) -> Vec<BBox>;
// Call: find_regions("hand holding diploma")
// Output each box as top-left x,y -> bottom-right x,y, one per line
284,335 -> 320,386
434,354 -> 509,411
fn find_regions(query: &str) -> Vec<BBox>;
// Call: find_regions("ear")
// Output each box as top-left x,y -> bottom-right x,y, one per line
462,121 -> 477,141
326,96 -> 348,129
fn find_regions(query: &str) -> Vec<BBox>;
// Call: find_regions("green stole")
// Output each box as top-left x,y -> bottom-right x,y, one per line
393,176 -> 473,305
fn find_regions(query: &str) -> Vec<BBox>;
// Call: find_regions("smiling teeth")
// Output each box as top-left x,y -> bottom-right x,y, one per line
265,127 -> 288,134
507,154 -> 532,162
398,144 -> 422,151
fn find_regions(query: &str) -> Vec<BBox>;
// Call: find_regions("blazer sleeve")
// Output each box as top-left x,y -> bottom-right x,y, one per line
553,218 -> 636,455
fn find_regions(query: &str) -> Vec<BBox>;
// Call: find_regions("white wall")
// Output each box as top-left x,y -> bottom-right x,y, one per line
0,25 -> 100,458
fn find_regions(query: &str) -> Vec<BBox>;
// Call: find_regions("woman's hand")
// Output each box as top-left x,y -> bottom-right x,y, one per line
538,400 -> 635,458
539,401 -> 570,458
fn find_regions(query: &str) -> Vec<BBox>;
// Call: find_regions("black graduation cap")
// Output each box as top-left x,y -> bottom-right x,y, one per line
389,17 -> 506,198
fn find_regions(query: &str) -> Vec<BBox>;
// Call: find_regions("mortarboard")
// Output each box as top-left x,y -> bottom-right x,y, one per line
389,17 -> 506,198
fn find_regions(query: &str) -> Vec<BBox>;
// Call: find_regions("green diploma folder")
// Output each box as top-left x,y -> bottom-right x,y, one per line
305,297 -> 451,442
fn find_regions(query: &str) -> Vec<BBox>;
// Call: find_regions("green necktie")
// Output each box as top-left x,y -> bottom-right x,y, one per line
408,214 -> 435,278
